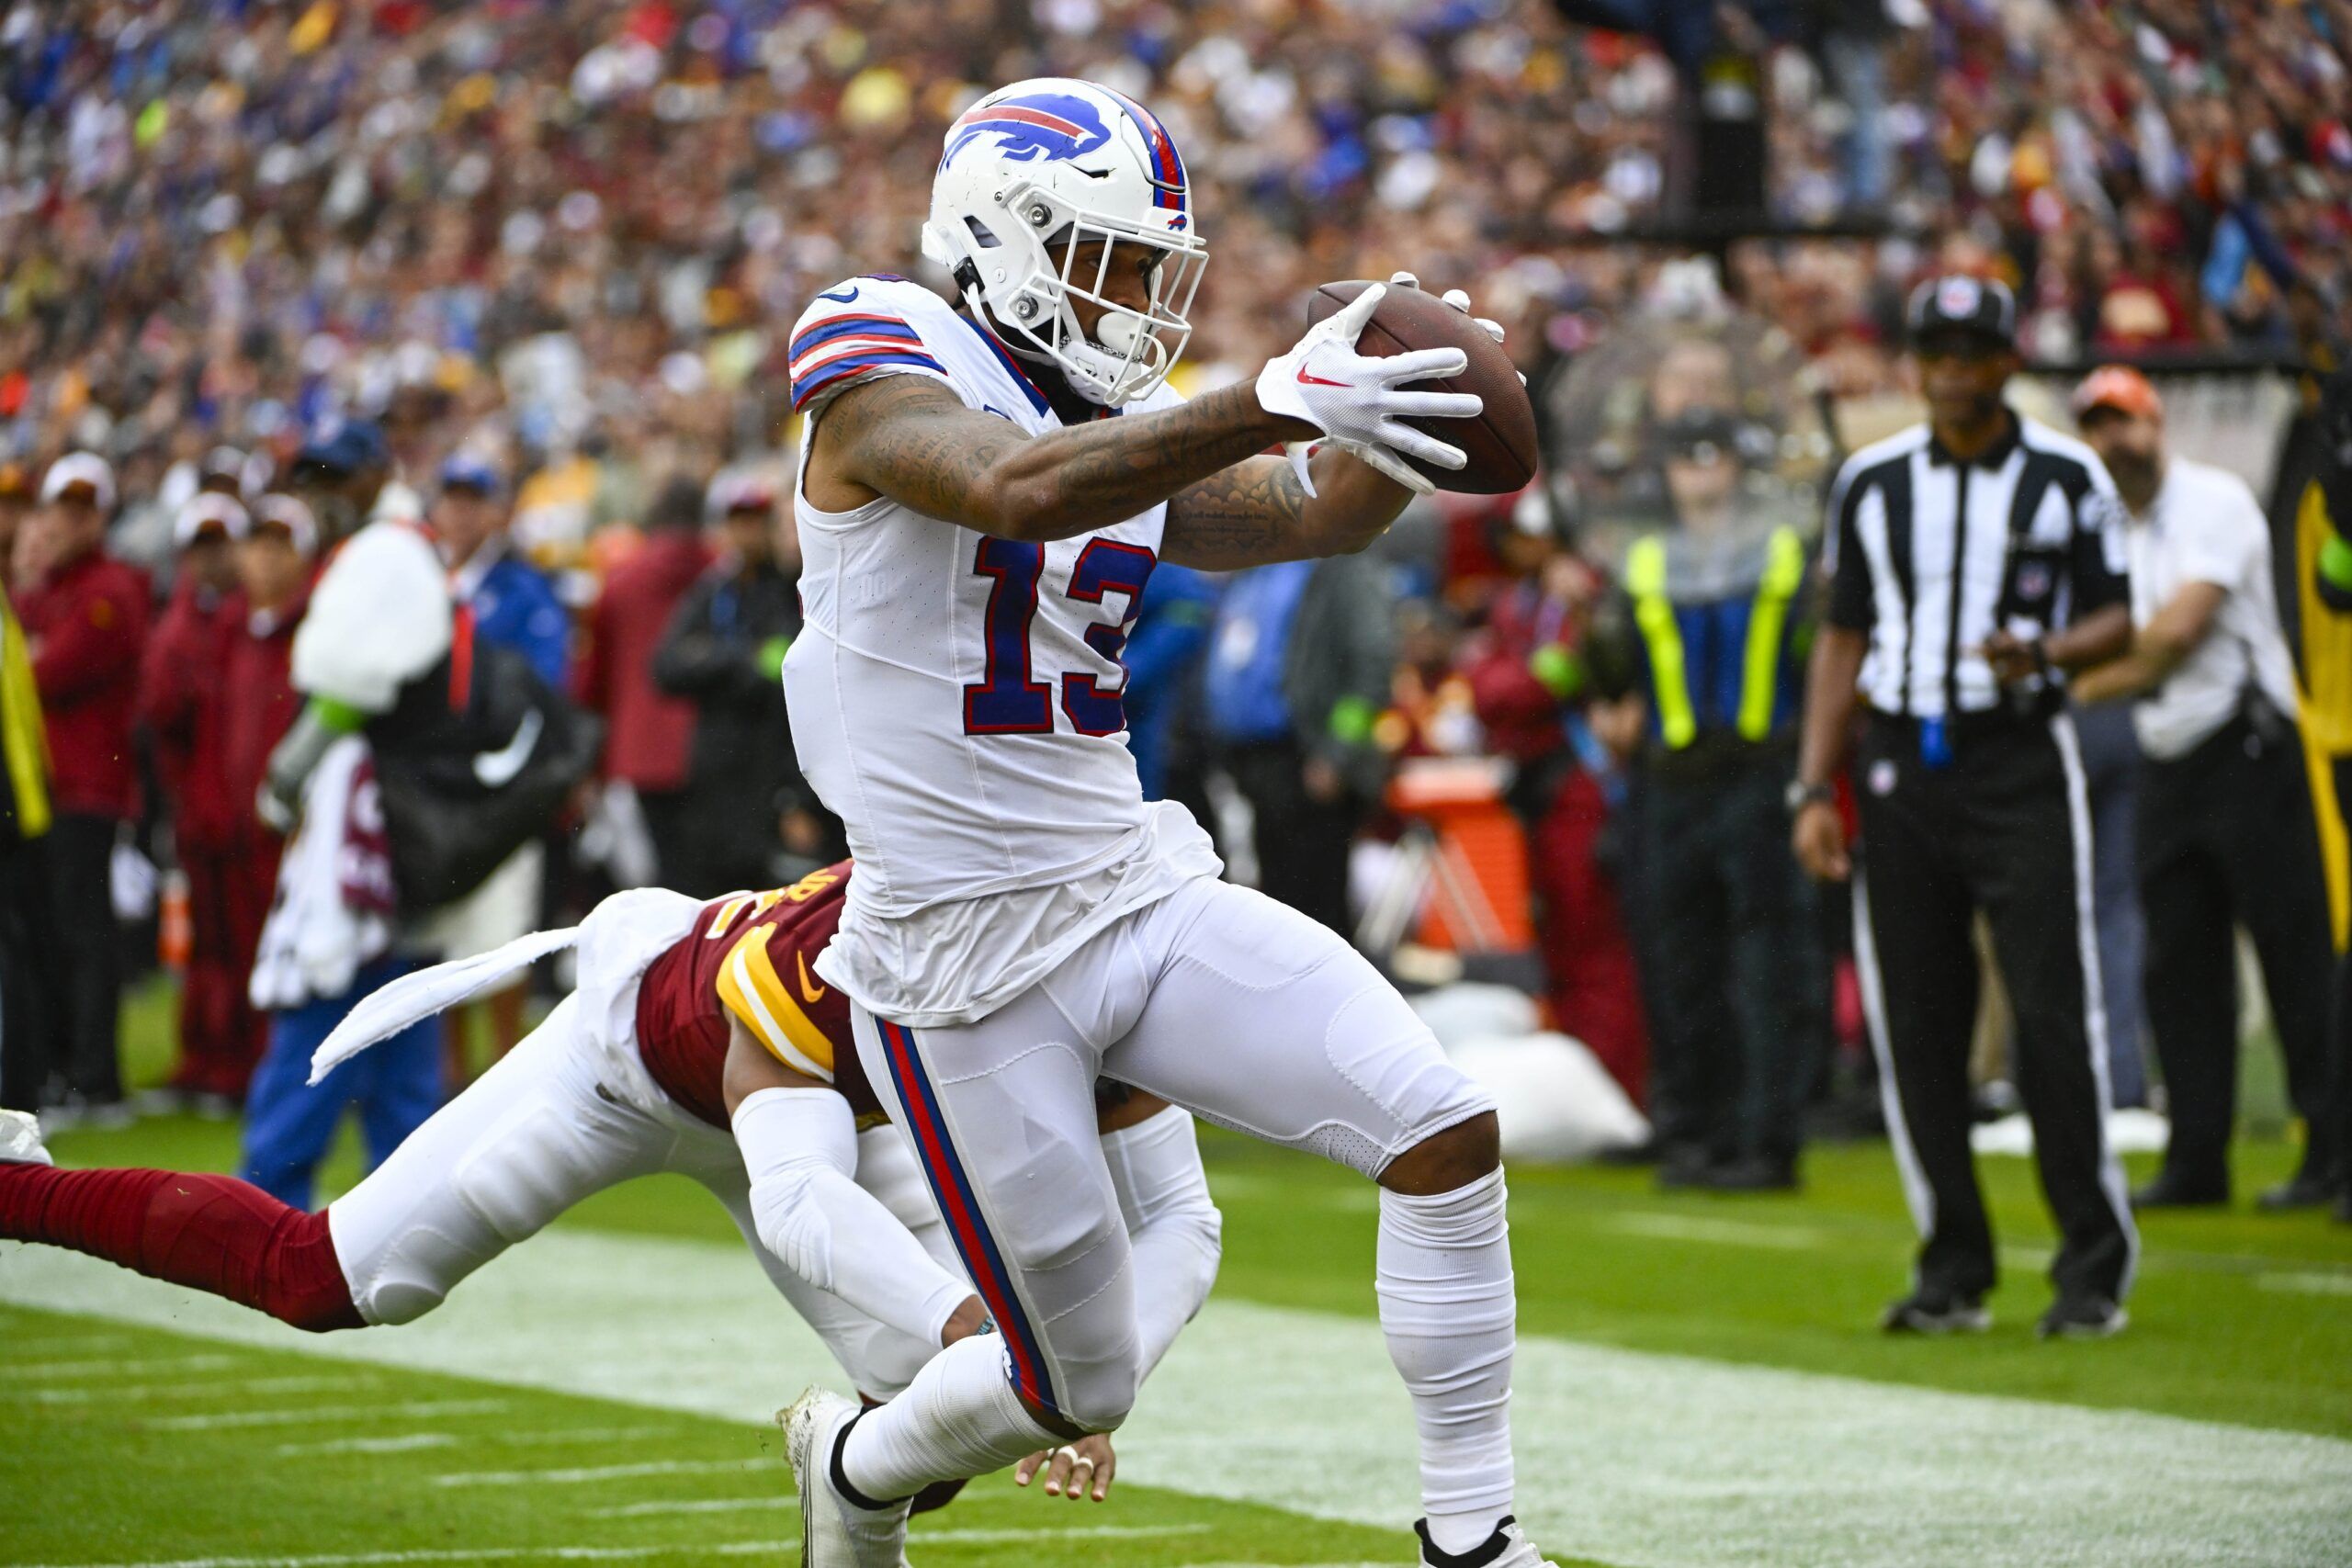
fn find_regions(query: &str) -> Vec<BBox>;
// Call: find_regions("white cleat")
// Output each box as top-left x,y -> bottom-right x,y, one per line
0,1109 -> 54,1166
1416,1517 -> 1560,1568
781,1386 -> 910,1567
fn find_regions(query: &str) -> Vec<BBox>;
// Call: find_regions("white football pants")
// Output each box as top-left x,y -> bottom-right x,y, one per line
853,874 -> 1494,1432
328,993 -> 953,1398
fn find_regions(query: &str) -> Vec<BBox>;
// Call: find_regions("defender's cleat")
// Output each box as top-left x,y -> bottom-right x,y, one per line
781,1387 -> 909,1567
0,1109 -> 54,1167
1415,1517 -> 1560,1568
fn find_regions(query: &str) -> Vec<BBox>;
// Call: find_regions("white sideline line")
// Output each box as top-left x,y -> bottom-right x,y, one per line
9,1228 -> 2351,1568
2259,1271 -> 2352,1297
1609,1213 -> 1829,1250
11,1352 -> 240,1380
435,1457 -> 758,1487
274,1434 -> 459,1457
36,1373 -> 367,1404
144,1399 -> 508,1431
0,1330 -> 130,1351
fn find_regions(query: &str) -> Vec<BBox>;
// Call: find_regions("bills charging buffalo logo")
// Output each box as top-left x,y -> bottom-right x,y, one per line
944,92 -> 1114,169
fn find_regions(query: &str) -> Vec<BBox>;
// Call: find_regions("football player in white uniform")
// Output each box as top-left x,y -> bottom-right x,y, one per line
779,79 -> 1553,1568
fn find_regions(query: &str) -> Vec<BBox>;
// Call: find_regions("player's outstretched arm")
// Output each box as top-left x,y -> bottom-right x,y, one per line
810,283 -> 1476,546
813,372 -> 1309,544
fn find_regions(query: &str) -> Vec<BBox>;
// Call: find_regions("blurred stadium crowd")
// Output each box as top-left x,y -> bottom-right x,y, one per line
0,1 -> 2347,1193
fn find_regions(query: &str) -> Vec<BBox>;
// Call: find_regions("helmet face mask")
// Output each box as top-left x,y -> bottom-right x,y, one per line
922,79 -> 1207,407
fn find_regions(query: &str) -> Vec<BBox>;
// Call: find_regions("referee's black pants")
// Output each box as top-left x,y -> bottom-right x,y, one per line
2137,713 -> 2339,1190
1853,711 -> 2136,1304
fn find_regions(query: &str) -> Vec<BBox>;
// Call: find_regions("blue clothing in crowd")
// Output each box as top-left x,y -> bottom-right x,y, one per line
240,953 -> 441,1210
1203,560 -> 1314,747
1122,563 -> 1216,799
458,545 -> 571,690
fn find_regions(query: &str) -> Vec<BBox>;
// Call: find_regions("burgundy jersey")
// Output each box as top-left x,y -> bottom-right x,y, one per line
632,863 -> 880,1130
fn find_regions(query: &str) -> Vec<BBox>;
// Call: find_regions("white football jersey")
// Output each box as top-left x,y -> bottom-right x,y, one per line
783,276 -> 1220,1026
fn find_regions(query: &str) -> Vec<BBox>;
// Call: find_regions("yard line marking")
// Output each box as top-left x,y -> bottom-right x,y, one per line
36,1373 -> 368,1403
11,1228 -> 2351,1568
2258,1271 -> 2352,1297
13,1353 -> 239,1380
493,1424 -> 704,1449
274,1434 -> 460,1457
591,1497 -> 791,1517
435,1457 -> 759,1487
0,1330 -> 130,1352
1609,1213 -> 1829,1250
144,1399 -> 508,1432
15,1544 -> 797,1568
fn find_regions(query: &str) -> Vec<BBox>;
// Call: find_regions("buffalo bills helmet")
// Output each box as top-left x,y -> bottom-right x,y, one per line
921,78 -> 1207,406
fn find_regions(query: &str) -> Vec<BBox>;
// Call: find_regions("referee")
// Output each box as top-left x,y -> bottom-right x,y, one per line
1790,277 -> 2140,1338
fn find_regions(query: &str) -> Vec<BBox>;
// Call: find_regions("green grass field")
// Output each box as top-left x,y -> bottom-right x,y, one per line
4,978 -> 2349,1567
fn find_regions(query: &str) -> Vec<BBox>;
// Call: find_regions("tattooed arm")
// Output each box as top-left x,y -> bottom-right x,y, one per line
1159,447 -> 1412,569
808,374 -> 1313,542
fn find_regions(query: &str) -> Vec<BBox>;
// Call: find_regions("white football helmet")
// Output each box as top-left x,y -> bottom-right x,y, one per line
921,78 -> 1208,406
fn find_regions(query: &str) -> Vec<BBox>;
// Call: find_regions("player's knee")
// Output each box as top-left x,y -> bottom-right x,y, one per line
1058,1353 -> 1143,1435
1378,1111 -> 1502,1197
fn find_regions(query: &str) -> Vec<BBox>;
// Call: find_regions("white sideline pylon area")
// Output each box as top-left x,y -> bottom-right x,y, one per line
6,1227 -> 2350,1568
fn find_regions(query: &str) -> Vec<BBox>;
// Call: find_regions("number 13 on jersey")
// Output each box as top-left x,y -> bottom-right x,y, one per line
964,536 -> 1157,738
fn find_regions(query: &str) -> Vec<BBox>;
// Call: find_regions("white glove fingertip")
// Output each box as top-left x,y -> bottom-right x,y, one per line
1478,316 -> 1506,343
1442,288 -> 1472,313
1334,283 -> 1385,340
1389,269 -> 1420,289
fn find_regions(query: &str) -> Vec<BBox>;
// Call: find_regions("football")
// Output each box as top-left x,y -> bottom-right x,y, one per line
1306,279 -> 1540,494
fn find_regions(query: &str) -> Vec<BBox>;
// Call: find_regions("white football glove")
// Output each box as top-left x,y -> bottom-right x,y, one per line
1257,281 -> 1482,497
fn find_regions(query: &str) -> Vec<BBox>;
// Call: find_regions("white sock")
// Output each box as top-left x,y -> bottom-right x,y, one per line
841,1335 -> 1059,1500
1102,1106 -> 1222,1377
1378,1168 -> 1516,1558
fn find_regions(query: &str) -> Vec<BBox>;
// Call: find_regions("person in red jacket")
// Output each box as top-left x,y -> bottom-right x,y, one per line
574,476 -> 714,886
1455,492 -> 1650,1100
13,453 -> 150,1123
218,496 -> 319,1097
139,493 -> 252,1108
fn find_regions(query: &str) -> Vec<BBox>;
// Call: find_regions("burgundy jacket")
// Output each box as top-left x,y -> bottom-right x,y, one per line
18,547 -> 151,819
140,577 -> 245,846
578,531 -> 715,794
220,589 -> 310,849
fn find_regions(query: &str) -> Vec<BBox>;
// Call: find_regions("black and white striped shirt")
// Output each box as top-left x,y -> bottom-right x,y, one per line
1822,413 -> 2130,718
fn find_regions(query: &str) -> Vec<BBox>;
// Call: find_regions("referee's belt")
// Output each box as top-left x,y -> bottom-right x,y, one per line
1864,702 -> 2054,747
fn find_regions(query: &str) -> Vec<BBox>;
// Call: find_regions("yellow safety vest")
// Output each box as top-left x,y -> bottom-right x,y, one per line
2293,481 -> 2350,946
1626,525 -> 1806,749
1,587 -> 51,840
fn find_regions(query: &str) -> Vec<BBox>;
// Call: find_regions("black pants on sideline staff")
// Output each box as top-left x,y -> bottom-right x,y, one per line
40,811 -> 124,1104
1853,710 -> 2135,1304
2138,712 -> 2339,1188
1225,739 -> 1356,937
1640,751 -> 1823,1168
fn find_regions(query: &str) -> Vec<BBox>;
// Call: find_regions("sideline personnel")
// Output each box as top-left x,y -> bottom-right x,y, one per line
1791,277 -> 2139,1339
2069,367 -> 2340,1211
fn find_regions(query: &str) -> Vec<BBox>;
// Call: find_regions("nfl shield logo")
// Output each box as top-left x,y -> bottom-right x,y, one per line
1938,277 -> 1982,319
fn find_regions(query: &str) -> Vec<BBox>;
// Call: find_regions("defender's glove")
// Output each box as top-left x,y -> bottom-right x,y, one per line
1256,282 -> 1482,497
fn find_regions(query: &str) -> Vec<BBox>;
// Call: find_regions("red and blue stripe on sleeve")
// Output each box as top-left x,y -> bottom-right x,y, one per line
788,314 -> 947,411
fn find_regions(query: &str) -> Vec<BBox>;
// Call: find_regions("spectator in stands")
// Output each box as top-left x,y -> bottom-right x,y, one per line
2071,367 -> 2340,1211
651,470 -> 821,896
11,455 -> 148,1126
422,454 -> 571,1069
1204,555 -> 1398,936
139,492 -> 256,1111
1459,495 -> 1649,1097
577,477 -> 715,887
1585,409 -> 1825,1191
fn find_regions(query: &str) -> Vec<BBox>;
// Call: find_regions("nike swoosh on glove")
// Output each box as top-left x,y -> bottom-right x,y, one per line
1256,282 -> 1483,496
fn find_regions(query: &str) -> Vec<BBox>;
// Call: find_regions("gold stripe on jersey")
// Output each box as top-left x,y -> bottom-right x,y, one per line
717,928 -> 835,1082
